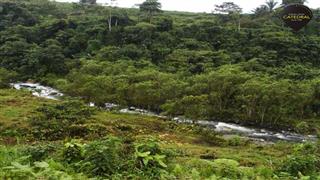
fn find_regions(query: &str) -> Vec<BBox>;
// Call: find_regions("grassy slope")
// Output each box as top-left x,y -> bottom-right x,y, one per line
0,89 -> 294,170
0,89 -> 52,127
93,112 -> 291,168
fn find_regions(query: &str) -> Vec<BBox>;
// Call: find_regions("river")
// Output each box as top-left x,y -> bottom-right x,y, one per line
11,82 -> 318,143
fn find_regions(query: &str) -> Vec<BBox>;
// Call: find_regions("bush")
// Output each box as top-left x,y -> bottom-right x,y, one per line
0,146 -> 26,168
199,150 -> 217,160
281,154 -> 319,176
30,100 -> 95,140
238,167 -> 255,179
79,136 -> 130,177
212,159 -> 241,179
170,164 -> 205,179
255,167 -> 274,179
1,160 -> 88,179
182,158 -> 215,178
62,140 -> 84,164
196,128 -> 226,146
133,138 -> 171,178
227,136 -> 249,146
24,144 -> 58,162
280,143 -> 320,176
0,68 -> 17,88
295,121 -> 310,134
134,138 -> 168,170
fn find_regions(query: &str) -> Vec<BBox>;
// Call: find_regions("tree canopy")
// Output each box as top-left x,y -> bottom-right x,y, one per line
0,0 -> 320,133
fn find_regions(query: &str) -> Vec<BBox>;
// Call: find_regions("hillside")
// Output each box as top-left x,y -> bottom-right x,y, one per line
0,88 -> 316,179
0,0 -> 319,178
1,0 -> 320,132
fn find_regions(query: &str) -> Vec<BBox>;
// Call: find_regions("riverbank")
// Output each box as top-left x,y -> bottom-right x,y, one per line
1,87 -> 319,179
11,82 -> 318,143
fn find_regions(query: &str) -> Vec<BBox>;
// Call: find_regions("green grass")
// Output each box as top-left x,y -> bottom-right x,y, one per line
90,109 -> 294,170
0,89 -> 53,123
0,88 -> 294,154
0,89 -> 56,141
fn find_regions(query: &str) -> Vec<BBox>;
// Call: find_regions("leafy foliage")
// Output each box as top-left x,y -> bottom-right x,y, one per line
0,0 -> 320,178
30,100 -> 95,140
79,136 -> 126,176
0,0 -> 319,132
0,68 -> 16,88
135,138 -> 168,169
280,143 -> 320,177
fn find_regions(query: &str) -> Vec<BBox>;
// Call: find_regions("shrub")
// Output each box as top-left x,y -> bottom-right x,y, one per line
85,123 -> 109,138
62,140 -> 84,164
183,158 -> 215,178
255,167 -> 274,179
212,159 -> 241,179
199,150 -> 217,160
133,138 -> 172,178
134,138 -> 168,170
195,128 -> 226,146
0,146 -> 26,168
24,144 -> 58,162
79,136 -> 129,177
281,154 -> 319,176
1,160 -> 88,179
227,135 -> 249,146
0,68 -> 17,88
171,164 -> 203,180
295,121 -> 310,134
280,143 -> 320,176
238,167 -> 255,179
30,100 -> 95,140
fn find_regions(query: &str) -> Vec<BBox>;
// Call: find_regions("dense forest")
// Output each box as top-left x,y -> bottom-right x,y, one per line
1,0 -> 320,131
1,0 -> 320,132
0,0 -> 320,179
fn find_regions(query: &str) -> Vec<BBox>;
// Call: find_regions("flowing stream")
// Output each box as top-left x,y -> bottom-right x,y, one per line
11,83 -> 318,143
11,83 -> 63,100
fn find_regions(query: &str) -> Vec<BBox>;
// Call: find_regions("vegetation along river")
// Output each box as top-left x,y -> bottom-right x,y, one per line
12,82 -> 317,143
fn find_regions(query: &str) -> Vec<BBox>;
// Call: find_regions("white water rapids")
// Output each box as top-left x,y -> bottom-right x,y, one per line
11,83 -> 318,143
11,83 -> 63,100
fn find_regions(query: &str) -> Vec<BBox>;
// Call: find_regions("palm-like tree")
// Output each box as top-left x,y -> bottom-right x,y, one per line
139,0 -> 162,23
265,0 -> 278,12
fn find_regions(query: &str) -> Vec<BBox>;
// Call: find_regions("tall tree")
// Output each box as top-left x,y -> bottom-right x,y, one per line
139,0 -> 162,23
105,0 -> 118,32
214,2 -> 242,14
265,0 -> 278,12
253,5 -> 269,17
214,2 -> 242,31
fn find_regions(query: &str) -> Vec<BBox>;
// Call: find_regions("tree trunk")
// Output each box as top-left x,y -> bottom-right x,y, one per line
149,11 -> 153,24
108,9 -> 112,32
260,108 -> 266,125
108,18 -> 112,32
